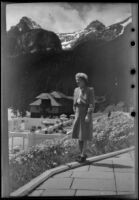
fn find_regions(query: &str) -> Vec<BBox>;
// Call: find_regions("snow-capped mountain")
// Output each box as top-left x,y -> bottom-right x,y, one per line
85,20 -> 106,31
8,16 -> 41,35
57,16 -> 132,50
7,16 -> 132,54
57,30 -> 84,50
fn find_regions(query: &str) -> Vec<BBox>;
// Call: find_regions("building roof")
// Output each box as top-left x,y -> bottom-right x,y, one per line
30,93 -> 62,107
51,91 -> 73,100
30,91 -> 73,107
30,99 -> 41,106
36,93 -> 51,99
49,96 -> 61,106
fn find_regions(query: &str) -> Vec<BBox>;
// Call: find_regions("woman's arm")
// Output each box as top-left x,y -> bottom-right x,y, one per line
73,105 -> 76,113
73,88 -> 77,113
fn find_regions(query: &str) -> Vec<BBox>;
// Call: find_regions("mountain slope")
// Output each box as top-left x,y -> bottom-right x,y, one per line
57,16 -> 132,50
7,17 -> 62,56
6,16 -> 133,115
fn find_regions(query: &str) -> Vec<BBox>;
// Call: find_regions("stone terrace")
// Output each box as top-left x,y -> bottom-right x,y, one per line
28,150 -> 135,197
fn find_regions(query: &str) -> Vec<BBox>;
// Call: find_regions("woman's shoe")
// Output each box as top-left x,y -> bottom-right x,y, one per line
80,155 -> 87,163
81,154 -> 88,162
76,155 -> 86,163
83,154 -> 88,159
75,155 -> 82,162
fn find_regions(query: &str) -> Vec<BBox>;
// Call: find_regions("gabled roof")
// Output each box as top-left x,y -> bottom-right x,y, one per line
31,93 -> 62,107
30,91 -> 73,107
49,96 -> 61,106
51,91 -> 73,100
30,99 -> 41,106
36,93 -> 51,99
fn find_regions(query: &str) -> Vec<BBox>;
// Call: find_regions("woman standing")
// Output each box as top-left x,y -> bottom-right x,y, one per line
72,72 -> 95,162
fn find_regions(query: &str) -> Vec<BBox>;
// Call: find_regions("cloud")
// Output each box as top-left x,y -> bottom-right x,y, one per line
48,14 -> 56,24
84,3 -> 131,26
6,3 -> 132,32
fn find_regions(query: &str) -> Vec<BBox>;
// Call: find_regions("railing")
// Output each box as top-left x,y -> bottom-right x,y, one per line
40,119 -> 73,134
9,132 -> 29,151
9,119 -> 73,153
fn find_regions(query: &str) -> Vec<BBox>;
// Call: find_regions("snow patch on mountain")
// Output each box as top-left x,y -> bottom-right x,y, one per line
118,17 -> 132,36
118,27 -> 124,36
57,30 -> 85,49
120,17 -> 132,27
58,17 -> 132,50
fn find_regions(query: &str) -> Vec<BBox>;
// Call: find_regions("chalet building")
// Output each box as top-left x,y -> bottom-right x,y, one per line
29,91 -> 73,118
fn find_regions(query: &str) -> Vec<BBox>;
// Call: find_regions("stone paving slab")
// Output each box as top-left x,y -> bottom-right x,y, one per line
41,189 -> 76,196
129,153 -> 134,161
115,172 -> 135,192
38,177 -> 73,190
91,160 -> 113,168
89,164 -> 113,172
76,190 -> 116,196
93,159 -> 113,164
28,189 -> 44,196
112,155 -> 134,165
117,191 -> 135,195
53,171 -> 73,178
113,161 -> 134,169
28,150 -> 135,197
69,165 -> 90,171
114,167 -> 134,173
112,154 -> 133,160
71,171 -> 114,179
113,156 -> 134,162
71,178 -> 116,191
113,152 -> 132,157
130,151 -> 135,158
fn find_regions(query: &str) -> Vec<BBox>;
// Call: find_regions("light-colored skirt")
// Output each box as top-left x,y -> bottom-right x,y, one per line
72,104 -> 93,141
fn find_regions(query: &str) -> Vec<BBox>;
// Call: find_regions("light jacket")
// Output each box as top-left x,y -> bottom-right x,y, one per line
73,86 -> 95,113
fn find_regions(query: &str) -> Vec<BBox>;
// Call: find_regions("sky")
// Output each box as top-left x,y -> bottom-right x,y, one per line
6,3 -> 132,33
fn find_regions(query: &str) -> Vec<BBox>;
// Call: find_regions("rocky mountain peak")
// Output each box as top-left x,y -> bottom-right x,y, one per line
8,16 -> 41,35
19,16 -> 41,31
85,20 -> 106,31
17,16 -> 41,33
7,16 -> 61,55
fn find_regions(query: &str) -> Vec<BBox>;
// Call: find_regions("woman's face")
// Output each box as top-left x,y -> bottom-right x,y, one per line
76,77 -> 86,88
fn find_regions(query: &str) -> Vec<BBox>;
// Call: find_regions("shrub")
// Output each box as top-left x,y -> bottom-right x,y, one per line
92,111 -> 134,153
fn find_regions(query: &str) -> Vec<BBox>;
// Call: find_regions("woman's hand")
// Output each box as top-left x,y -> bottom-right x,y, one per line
85,114 -> 90,122
73,106 -> 76,113
88,104 -> 94,113
88,108 -> 94,113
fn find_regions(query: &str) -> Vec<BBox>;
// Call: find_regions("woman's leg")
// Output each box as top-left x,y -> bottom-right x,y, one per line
82,140 -> 87,156
78,140 -> 84,155
78,140 -> 87,156
76,140 -> 87,162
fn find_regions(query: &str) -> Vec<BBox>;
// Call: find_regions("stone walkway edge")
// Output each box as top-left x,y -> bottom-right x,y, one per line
10,146 -> 135,197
